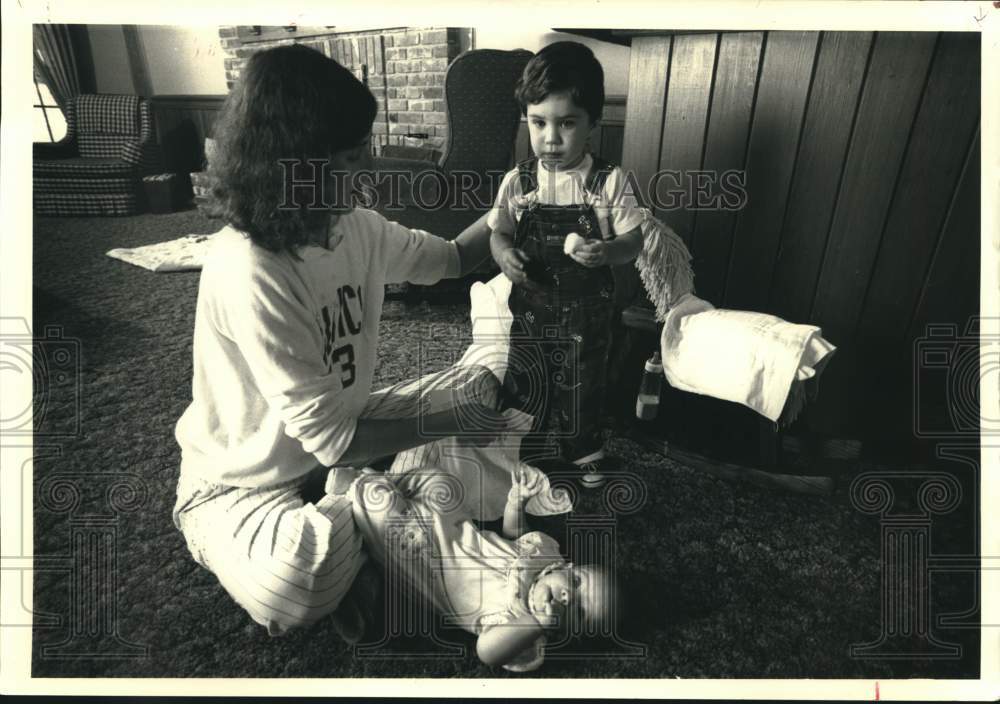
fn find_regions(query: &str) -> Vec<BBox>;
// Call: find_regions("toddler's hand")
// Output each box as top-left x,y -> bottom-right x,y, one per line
569,239 -> 608,268
508,466 -> 543,505
563,232 -> 586,255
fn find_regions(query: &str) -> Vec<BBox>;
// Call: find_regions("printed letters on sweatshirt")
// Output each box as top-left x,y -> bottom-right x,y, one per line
321,283 -> 364,387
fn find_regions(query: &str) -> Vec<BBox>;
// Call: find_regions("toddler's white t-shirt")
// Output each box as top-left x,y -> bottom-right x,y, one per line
487,153 -> 644,236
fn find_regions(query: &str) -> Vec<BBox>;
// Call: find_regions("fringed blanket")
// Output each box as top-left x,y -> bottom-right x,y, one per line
459,208 -> 836,425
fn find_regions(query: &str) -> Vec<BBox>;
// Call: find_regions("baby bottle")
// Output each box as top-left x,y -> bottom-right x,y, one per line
635,352 -> 663,421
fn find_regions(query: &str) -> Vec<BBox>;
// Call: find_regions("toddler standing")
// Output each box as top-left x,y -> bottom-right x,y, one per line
489,41 -> 645,487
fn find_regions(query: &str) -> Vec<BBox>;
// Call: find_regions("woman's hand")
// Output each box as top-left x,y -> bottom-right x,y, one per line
492,228 -> 544,293
498,248 -> 540,288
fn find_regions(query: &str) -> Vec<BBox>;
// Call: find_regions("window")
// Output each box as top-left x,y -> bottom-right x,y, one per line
33,74 -> 67,143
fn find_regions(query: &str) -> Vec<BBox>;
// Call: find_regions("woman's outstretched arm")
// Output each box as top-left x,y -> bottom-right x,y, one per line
453,211 -> 493,277
337,403 -> 506,467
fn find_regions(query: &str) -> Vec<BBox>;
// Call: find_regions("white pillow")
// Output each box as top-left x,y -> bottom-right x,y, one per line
456,274 -> 513,381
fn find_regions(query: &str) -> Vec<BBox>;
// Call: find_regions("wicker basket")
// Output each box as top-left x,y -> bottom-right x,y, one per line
190,171 -> 211,198
189,171 -> 221,217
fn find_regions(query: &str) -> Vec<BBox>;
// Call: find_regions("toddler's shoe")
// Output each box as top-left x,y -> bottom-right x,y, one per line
573,451 -> 618,489
331,560 -> 385,645
330,592 -> 365,645
350,560 -> 386,639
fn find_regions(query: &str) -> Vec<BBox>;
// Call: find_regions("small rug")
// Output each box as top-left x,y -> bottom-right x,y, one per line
106,232 -> 219,272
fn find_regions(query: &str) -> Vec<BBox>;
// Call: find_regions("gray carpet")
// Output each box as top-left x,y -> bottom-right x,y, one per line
28,207 -> 977,679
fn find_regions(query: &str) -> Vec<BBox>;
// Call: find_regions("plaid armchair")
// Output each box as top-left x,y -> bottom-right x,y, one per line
34,94 -> 162,216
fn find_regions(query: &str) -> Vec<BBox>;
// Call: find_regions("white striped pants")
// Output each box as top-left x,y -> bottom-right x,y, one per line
173,363 -> 500,636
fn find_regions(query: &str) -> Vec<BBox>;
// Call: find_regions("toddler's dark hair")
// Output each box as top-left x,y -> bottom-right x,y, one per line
209,44 -> 377,254
515,41 -> 605,123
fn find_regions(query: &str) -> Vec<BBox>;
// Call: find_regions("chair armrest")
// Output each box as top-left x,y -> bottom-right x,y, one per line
120,139 -> 163,174
373,156 -> 446,205
373,155 -> 441,174
380,144 -> 442,163
621,305 -> 658,333
33,140 -> 77,160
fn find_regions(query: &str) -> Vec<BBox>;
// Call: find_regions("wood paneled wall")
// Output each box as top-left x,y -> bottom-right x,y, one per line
620,31 -> 980,457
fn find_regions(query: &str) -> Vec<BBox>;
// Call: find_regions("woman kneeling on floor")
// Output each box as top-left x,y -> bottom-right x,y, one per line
172,43 -> 505,639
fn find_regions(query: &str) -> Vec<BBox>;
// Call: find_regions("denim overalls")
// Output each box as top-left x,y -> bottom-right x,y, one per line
503,156 -> 617,463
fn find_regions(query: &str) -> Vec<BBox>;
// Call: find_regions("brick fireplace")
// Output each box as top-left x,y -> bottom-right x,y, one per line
217,26 -> 466,155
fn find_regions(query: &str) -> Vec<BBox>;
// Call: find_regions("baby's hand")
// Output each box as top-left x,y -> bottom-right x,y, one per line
536,600 -> 566,629
568,239 -> 608,268
508,466 -> 543,505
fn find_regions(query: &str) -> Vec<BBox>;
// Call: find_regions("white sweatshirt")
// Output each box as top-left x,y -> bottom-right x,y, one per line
175,208 -> 460,488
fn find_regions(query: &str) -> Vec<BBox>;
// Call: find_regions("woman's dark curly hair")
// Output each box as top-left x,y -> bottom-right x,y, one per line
514,41 -> 605,123
208,44 -> 377,253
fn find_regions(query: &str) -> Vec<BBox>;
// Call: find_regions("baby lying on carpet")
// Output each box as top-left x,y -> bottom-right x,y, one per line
327,463 -> 613,671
